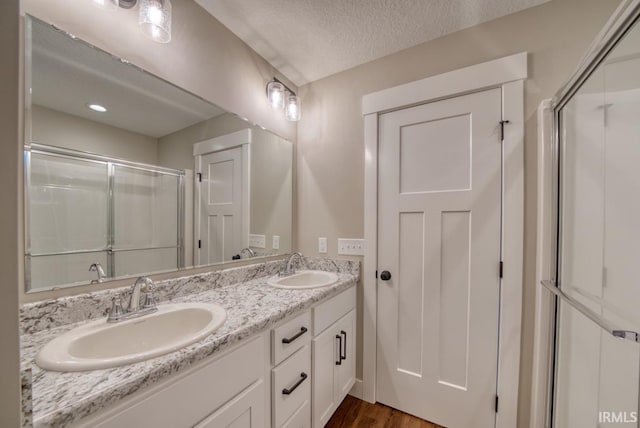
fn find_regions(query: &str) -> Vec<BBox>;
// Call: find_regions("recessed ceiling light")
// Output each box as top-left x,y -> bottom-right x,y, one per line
87,103 -> 107,113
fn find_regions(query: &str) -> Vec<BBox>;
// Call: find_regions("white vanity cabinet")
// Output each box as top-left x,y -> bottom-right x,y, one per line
311,288 -> 356,428
72,286 -> 356,428
75,334 -> 267,428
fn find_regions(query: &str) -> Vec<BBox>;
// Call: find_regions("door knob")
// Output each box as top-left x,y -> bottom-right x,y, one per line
380,271 -> 392,281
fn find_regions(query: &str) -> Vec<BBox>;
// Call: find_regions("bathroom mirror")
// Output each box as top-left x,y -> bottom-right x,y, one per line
24,15 -> 293,293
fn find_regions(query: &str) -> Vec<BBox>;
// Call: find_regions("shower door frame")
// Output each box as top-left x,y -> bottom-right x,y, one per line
534,1 -> 640,426
24,143 -> 186,292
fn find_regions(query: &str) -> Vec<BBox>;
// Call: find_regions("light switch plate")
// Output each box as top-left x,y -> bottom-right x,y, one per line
272,235 -> 280,250
249,234 -> 266,249
338,238 -> 365,256
318,237 -> 327,254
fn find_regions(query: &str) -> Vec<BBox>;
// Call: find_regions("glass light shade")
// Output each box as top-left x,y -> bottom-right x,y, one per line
91,0 -> 118,10
139,0 -> 172,44
285,93 -> 301,121
267,81 -> 285,110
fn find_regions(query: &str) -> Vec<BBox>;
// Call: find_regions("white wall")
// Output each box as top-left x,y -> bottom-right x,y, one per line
294,0 -> 621,425
1,0 -> 23,425
31,105 -> 158,164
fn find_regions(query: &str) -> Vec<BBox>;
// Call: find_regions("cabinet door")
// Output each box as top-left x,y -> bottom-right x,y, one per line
336,310 -> 356,403
195,380 -> 265,428
312,324 -> 340,428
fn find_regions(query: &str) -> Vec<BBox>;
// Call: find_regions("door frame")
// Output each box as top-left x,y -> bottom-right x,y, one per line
361,52 -> 526,428
193,129 -> 251,265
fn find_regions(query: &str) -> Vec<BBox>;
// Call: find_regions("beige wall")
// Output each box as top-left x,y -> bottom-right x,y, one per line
250,130 -> 293,254
1,0 -> 23,425
158,113 -> 249,171
295,0 -> 621,425
31,105 -> 159,163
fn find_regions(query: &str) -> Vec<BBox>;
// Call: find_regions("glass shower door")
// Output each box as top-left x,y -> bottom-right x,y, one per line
112,164 -> 181,277
552,16 -> 640,428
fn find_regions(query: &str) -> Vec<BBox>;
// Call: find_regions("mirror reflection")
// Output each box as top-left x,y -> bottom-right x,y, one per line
24,16 -> 293,292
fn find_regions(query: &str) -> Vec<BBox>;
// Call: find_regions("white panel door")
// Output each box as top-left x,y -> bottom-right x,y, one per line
376,88 -> 503,428
198,146 -> 243,265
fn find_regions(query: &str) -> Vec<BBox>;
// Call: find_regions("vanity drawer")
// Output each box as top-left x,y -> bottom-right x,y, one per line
282,400 -> 310,428
272,346 -> 311,427
312,287 -> 356,335
272,310 -> 311,365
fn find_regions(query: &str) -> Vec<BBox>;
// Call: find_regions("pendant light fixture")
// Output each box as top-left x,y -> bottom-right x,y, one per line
139,0 -> 172,43
266,77 -> 301,122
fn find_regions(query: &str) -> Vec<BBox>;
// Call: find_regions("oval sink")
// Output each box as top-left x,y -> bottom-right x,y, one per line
36,302 -> 227,372
267,270 -> 338,289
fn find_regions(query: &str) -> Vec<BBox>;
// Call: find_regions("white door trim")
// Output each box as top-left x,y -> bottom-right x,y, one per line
362,52 -> 527,115
193,129 -> 252,156
362,52 -> 526,428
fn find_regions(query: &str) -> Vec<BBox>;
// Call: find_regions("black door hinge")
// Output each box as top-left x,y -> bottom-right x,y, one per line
197,172 -> 202,182
198,239 -> 202,249
375,270 -> 378,279
499,120 -> 510,141
499,261 -> 504,278
495,395 -> 499,413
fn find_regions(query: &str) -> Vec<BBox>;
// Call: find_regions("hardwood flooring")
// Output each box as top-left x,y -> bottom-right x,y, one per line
325,395 -> 444,428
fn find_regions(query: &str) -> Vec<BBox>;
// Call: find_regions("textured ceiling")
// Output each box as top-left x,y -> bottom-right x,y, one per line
31,19 -> 225,139
196,0 -> 550,86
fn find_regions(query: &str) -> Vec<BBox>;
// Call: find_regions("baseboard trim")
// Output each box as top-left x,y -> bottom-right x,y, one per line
348,379 -> 364,400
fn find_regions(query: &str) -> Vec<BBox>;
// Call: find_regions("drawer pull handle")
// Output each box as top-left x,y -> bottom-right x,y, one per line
282,327 -> 308,344
336,335 -> 342,365
340,330 -> 347,361
282,372 -> 308,395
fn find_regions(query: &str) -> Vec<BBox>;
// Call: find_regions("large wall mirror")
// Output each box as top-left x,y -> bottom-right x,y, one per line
24,15 -> 293,293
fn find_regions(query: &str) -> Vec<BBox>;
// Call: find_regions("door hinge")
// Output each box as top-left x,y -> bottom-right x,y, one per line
499,120 -> 510,141
495,395 -> 499,413
198,239 -> 202,249
499,261 -> 504,278
375,270 -> 378,279
197,172 -> 202,182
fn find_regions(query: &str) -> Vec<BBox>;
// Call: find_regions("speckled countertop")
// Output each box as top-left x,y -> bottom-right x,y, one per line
20,257 -> 359,428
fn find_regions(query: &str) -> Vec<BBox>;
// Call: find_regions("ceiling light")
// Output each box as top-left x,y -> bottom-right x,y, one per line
139,0 -> 172,44
87,104 -> 107,113
91,0 -> 118,10
285,93 -> 301,122
267,80 -> 285,110
266,78 -> 301,122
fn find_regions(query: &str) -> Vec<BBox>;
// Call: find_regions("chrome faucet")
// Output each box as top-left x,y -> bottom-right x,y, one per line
107,276 -> 157,323
240,247 -> 256,258
89,263 -> 106,284
280,252 -> 304,277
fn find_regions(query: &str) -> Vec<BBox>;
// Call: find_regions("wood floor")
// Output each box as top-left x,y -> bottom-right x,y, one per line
326,395 -> 444,428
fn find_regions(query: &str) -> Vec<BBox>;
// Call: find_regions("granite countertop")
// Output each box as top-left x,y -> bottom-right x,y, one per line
20,258 -> 358,428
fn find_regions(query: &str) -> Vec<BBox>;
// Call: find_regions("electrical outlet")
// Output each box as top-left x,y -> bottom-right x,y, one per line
338,238 -> 365,256
272,235 -> 280,250
318,237 -> 327,254
249,234 -> 266,249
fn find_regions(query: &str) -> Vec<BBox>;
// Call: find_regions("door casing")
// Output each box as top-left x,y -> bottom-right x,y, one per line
361,52 -> 526,428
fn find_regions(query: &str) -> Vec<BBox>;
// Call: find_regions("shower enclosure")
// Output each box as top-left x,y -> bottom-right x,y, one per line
540,1 -> 640,426
25,144 -> 185,291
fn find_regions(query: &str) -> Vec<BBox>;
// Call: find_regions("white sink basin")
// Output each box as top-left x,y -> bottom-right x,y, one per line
267,270 -> 338,289
36,302 -> 227,372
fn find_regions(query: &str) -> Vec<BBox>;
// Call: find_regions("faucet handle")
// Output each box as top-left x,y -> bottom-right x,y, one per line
107,293 -> 125,323
142,291 -> 157,310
